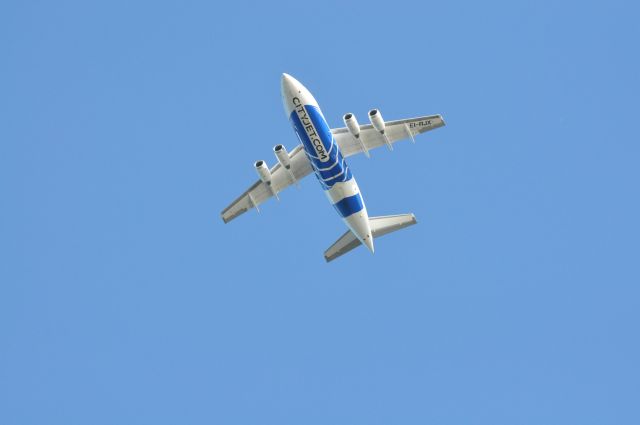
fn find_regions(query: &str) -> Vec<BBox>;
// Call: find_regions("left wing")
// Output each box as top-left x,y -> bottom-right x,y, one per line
332,114 -> 445,157
221,144 -> 312,223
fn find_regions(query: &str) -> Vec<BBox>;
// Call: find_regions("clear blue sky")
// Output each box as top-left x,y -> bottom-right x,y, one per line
1,1 -> 639,424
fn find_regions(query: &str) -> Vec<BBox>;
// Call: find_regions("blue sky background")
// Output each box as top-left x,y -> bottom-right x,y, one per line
1,0 -> 639,424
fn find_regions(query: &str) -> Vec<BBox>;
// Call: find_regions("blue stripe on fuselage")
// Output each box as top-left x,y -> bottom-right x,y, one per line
333,193 -> 364,217
290,104 -> 351,189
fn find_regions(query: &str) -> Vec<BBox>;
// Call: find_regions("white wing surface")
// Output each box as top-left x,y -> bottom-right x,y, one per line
221,144 -> 312,223
331,114 -> 445,157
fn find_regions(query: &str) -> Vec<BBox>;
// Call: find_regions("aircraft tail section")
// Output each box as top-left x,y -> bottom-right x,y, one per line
324,214 -> 417,262
369,213 -> 417,238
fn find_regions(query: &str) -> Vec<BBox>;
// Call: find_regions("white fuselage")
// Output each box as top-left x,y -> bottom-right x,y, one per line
281,74 -> 374,252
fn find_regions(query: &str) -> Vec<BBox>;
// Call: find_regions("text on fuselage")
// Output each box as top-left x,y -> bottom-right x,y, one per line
293,97 -> 329,162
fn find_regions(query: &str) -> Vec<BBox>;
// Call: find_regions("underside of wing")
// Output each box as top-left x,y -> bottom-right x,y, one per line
221,144 -> 312,223
332,114 -> 445,157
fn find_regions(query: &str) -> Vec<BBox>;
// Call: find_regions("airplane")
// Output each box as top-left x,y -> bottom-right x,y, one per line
221,73 -> 445,262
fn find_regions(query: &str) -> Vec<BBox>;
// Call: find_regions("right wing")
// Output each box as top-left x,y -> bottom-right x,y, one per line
221,144 -> 313,223
332,114 -> 445,158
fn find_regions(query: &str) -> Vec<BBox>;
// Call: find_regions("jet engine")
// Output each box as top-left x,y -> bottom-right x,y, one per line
254,160 -> 272,184
369,109 -> 393,150
273,144 -> 291,169
343,113 -> 360,138
368,109 -> 385,133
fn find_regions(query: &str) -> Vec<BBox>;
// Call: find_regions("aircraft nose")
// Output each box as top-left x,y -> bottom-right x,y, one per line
281,73 -> 294,90
280,73 -> 318,115
281,73 -> 299,116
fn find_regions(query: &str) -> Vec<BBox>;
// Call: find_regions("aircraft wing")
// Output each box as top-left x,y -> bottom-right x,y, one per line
331,114 -> 445,157
221,144 -> 313,223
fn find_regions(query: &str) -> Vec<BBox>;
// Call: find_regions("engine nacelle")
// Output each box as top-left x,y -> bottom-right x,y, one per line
343,113 -> 360,138
273,144 -> 291,169
369,109 -> 386,133
254,160 -> 271,184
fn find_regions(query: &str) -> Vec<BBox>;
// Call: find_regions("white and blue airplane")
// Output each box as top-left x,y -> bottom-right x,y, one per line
221,74 -> 445,262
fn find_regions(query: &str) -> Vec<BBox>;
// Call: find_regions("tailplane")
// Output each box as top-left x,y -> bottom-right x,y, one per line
324,214 -> 417,262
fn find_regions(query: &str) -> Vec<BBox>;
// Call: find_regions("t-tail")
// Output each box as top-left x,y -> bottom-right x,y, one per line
324,213 -> 417,262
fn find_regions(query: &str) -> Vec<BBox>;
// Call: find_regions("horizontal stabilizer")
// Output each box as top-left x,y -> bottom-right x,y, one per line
369,213 -> 417,237
324,213 -> 417,262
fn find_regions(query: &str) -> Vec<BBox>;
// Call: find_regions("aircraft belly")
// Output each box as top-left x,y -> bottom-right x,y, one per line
288,98 -> 371,244
325,179 -> 359,204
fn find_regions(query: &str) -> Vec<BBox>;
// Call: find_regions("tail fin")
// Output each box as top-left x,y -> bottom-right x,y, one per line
324,214 -> 417,262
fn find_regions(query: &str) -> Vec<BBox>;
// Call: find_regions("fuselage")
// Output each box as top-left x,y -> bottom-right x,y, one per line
281,73 -> 374,252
